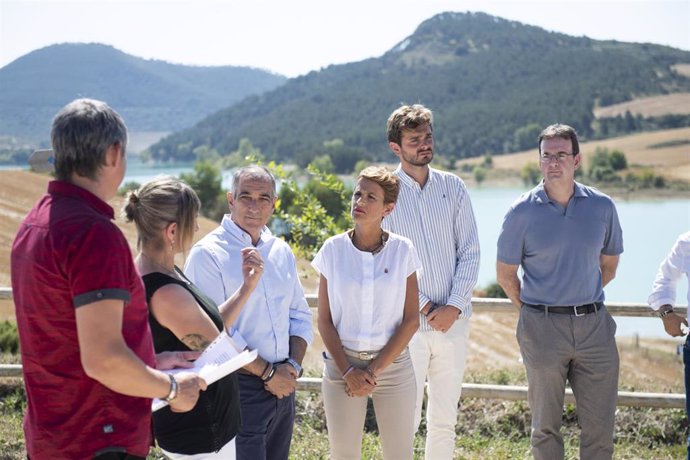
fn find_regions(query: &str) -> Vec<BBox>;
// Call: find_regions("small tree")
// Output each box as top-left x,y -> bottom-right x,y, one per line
609,149 -> 628,171
482,153 -> 493,168
271,162 -> 350,258
118,181 -> 141,196
353,159 -> 371,175
180,160 -> 227,222
513,123 -> 542,152
219,138 -> 264,169
520,162 -> 541,186
309,154 -> 335,174
473,165 -> 487,186
483,282 -> 507,299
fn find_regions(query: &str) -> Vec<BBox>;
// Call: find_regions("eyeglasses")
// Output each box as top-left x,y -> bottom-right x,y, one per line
539,152 -> 574,163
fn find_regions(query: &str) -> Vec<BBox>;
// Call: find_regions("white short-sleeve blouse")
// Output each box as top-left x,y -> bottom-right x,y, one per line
312,231 -> 421,351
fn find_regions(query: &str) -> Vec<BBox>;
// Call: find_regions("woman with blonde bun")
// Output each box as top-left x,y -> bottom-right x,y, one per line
124,176 -> 264,459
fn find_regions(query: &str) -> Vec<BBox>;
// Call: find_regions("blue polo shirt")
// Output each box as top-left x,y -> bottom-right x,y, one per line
497,181 -> 623,306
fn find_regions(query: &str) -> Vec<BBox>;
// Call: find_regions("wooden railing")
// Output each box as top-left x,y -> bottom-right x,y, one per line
1,289 -> 686,409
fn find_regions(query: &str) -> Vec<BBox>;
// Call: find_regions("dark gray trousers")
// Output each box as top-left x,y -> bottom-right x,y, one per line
517,305 -> 619,460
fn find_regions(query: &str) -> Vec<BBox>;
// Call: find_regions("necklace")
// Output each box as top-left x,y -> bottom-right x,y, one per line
349,229 -> 388,255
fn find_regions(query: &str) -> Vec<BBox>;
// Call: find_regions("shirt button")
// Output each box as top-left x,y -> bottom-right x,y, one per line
96,292 -> 103,299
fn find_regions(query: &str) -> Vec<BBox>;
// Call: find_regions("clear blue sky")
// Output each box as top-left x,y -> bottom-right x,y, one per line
1,0 -> 689,77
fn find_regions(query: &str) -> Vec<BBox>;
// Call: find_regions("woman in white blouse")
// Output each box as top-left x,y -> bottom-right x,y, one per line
312,166 -> 420,459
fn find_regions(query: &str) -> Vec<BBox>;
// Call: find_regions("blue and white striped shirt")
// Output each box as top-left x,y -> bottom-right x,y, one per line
382,166 -> 480,331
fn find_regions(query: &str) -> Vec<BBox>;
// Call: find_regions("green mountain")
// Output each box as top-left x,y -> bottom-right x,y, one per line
149,12 -> 690,169
0,43 -> 286,142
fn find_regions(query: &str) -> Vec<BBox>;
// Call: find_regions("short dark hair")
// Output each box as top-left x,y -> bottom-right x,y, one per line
51,98 -> 128,181
538,123 -> 580,155
387,104 -> 433,145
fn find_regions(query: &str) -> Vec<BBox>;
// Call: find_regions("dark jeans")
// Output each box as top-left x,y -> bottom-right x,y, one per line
683,335 -> 690,460
236,374 -> 295,460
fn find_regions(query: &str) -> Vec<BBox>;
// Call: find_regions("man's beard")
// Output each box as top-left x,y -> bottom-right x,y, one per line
405,149 -> 433,166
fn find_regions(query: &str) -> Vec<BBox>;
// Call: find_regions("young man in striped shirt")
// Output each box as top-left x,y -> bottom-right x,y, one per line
382,104 -> 480,459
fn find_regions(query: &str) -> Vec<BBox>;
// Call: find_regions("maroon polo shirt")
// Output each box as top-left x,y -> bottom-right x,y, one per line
11,181 -> 155,459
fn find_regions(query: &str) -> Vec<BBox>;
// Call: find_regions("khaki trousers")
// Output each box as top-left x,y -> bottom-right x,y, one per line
517,305 -> 619,460
322,349 -> 416,460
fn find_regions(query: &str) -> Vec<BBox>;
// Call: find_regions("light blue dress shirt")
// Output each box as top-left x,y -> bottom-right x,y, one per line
184,216 -> 313,363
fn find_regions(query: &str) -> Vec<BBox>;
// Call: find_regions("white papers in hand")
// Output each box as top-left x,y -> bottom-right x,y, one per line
152,329 -> 256,411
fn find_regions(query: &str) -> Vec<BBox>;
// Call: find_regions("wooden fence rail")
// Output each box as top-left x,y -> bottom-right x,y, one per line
1,289 -> 686,409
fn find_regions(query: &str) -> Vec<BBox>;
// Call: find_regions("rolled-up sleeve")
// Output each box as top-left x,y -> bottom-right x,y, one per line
648,233 -> 690,310
287,253 -> 314,344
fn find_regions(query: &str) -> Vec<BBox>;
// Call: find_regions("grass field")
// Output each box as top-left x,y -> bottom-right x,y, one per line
0,372 -> 686,459
458,127 -> 690,183
593,93 -> 690,118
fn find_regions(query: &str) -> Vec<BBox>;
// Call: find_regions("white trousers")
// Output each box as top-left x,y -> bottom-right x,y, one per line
161,437 -> 235,460
410,317 -> 470,460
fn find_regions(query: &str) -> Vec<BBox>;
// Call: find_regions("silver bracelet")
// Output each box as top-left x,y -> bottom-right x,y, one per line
163,374 -> 178,402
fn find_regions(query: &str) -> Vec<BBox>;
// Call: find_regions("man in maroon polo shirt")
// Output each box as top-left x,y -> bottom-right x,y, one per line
11,98 -> 206,460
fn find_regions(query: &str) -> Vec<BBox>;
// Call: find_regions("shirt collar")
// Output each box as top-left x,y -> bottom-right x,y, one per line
395,164 -> 435,190
47,180 -> 114,219
220,214 -> 272,246
534,180 -> 588,204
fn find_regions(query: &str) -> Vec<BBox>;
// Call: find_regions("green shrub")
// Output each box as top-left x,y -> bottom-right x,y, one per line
483,282 -> 508,299
0,321 -> 18,354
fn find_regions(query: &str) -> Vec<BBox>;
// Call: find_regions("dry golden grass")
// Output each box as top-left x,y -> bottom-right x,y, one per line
672,63 -> 690,78
460,127 -> 690,181
0,170 -> 220,287
593,92 -> 690,118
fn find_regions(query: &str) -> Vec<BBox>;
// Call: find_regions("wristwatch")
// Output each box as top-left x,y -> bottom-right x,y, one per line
286,358 -> 303,378
658,304 -> 674,318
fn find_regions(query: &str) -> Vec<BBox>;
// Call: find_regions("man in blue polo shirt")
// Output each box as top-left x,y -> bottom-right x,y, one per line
496,123 -> 623,460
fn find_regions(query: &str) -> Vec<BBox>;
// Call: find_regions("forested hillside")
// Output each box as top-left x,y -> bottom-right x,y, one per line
0,43 -> 286,141
149,12 -> 690,170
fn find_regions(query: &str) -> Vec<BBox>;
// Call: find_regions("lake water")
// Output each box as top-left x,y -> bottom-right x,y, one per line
125,163 -> 690,338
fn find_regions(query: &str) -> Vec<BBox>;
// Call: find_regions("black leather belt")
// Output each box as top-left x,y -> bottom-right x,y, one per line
523,302 -> 603,316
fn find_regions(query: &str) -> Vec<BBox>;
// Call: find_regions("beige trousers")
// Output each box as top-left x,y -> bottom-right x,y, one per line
322,349 -> 417,460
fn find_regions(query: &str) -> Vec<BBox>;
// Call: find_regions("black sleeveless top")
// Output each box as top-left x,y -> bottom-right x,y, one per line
143,270 -> 241,455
